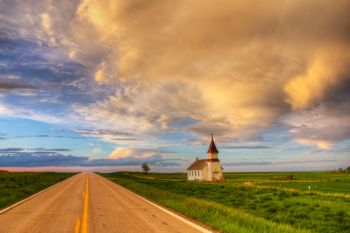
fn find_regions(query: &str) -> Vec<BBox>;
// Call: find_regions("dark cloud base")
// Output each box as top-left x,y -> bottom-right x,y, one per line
222,145 -> 274,150
0,151 -> 179,167
224,160 -> 337,166
0,81 -> 37,90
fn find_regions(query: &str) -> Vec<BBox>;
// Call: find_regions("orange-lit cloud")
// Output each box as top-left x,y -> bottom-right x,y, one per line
284,48 -> 350,110
5,0 -> 350,148
69,0 -> 350,146
108,147 -> 171,160
94,62 -> 108,84
108,147 -> 133,159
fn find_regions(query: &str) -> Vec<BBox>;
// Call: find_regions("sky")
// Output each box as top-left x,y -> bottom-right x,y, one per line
0,0 -> 349,172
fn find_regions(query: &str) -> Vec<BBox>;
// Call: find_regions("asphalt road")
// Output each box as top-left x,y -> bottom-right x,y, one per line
0,173 -> 209,233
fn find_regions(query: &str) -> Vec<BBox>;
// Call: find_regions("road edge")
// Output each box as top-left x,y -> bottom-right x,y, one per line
106,178 -> 214,233
0,173 -> 77,214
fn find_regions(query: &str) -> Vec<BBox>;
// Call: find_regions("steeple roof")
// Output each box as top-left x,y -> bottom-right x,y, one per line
207,134 -> 219,154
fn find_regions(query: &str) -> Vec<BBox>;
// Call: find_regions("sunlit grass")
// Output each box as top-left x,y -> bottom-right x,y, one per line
102,172 -> 350,233
0,172 -> 75,209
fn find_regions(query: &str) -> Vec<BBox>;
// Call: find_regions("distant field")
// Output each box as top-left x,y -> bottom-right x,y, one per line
101,172 -> 350,233
0,172 -> 75,209
224,172 -> 350,194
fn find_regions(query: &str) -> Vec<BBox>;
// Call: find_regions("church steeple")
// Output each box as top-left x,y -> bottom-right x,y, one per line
207,134 -> 219,153
207,134 -> 219,159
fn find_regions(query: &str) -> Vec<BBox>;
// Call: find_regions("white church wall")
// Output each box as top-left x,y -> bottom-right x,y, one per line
187,170 -> 202,181
202,165 -> 209,181
211,162 -> 223,180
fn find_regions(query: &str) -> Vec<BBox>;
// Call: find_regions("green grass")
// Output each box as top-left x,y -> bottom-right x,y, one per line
101,172 -> 350,233
0,171 -> 75,209
224,172 -> 350,194
256,181 -> 350,194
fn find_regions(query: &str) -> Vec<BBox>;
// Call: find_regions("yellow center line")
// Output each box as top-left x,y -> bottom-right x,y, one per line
74,175 -> 89,233
81,176 -> 89,233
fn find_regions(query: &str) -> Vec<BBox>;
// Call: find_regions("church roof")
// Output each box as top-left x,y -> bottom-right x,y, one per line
187,159 -> 207,170
187,158 -> 220,170
207,134 -> 219,154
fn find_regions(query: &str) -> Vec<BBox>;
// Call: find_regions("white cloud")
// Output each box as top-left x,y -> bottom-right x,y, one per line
0,103 -> 62,124
284,104 -> 350,149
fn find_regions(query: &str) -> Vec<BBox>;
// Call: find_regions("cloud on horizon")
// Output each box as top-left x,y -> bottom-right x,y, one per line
0,81 -> 37,90
223,160 -> 338,167
222,145 -> 275,150
0,148 -> 181,167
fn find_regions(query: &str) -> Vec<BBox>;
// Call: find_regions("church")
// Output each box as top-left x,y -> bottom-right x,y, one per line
187,135 -> 224,181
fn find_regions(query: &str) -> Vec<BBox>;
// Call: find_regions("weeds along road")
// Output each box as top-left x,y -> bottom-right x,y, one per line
0,173 -> 206,233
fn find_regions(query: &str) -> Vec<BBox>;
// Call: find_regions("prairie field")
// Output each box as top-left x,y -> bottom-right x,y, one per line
102,172 -> 350,233
0,172 -> 75,209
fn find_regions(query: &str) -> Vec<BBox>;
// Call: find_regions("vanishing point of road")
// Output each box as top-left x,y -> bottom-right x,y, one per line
0,173 -> 213,233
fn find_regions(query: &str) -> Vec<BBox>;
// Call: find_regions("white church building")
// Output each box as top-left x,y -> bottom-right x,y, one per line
187,135 -> 224,181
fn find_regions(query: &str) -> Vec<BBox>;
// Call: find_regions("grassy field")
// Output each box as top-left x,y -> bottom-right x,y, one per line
101,172 -> 350,233
224,172 -> 350,194
0,171 -> 75,209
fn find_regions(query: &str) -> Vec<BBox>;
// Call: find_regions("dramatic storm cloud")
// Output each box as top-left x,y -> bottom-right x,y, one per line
0,0 -> 349,170
71,0 -> 350,143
